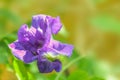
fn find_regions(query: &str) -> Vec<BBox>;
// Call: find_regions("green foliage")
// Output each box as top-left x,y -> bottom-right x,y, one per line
13,59 -> 28,80
68,70 -> 90,80
90,14 -> 120,33
0,31 -> 17,63
67,70 -> 104,80
77,57 -> 95,75
0,37 -> 11,64
90,76 -> 104,80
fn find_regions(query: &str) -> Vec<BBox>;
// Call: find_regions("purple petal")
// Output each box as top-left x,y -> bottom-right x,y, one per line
18,24 -> 29,42
8,41 -> 37,63
47,16 -> 62,34
23,51 -> 38,63
35,27 -> 52,53
32,14 -> 62,34
18,24 -> 45,47
18,24 -> 36,44
42,26 -> 52,49
53,60 -> 61,72
48,40 -> 74,57
32,15 -> 47,33
37,56 -> 61,73
32,15 -> 52,49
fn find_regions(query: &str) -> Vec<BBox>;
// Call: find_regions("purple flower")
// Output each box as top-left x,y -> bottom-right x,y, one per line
8,14 -> 74,73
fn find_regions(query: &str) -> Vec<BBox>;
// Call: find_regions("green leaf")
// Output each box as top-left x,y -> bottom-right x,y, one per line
0,49 -> 8,63
77,57 -> 95,75
0,38 -> 10,64
13,59 -> 28,80
67,70 -> 105,80
90,76 -> 105,80
67,70 -> 90,80
27,72 -> 36,80
0,33 -> 17,64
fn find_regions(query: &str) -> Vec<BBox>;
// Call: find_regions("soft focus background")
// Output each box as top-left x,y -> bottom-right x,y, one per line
0,0 -> 120,80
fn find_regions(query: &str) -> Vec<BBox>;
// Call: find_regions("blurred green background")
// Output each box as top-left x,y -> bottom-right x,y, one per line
0,0 -> 120,80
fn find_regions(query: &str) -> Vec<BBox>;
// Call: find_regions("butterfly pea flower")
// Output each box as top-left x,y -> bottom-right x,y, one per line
8,14 -> 74,73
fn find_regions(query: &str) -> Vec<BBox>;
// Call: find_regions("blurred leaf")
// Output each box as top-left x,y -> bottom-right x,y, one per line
67,70 -> 90,80
93,61 -> 110,78
0,32 -> 17,63
90,14 -> 120,33
0,8 -> 21,38
13,59 -> 28,80
0,39 -> 10,64
46,73 -> 59,80
77,57 -> 95,75
68,70 -> 105,80
56,73 -> 67,80
0,45 -> 8,64
90,76 -> 104,80
0,9 -> 21,25
27,72 -> 36,80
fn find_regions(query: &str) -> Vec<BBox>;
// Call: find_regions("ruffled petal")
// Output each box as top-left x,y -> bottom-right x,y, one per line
32,15 -> 47,33
18,24 -> 45,47
18,24 -> 29,42
42,26 -> 52,49
47,16 -> 62,34
32,15 -> 52,49
48,40 -> 74,57
37,56 -> 61,73
32,15 -> 62,34
8,41 -> 37,63
18,24 -> 37,43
